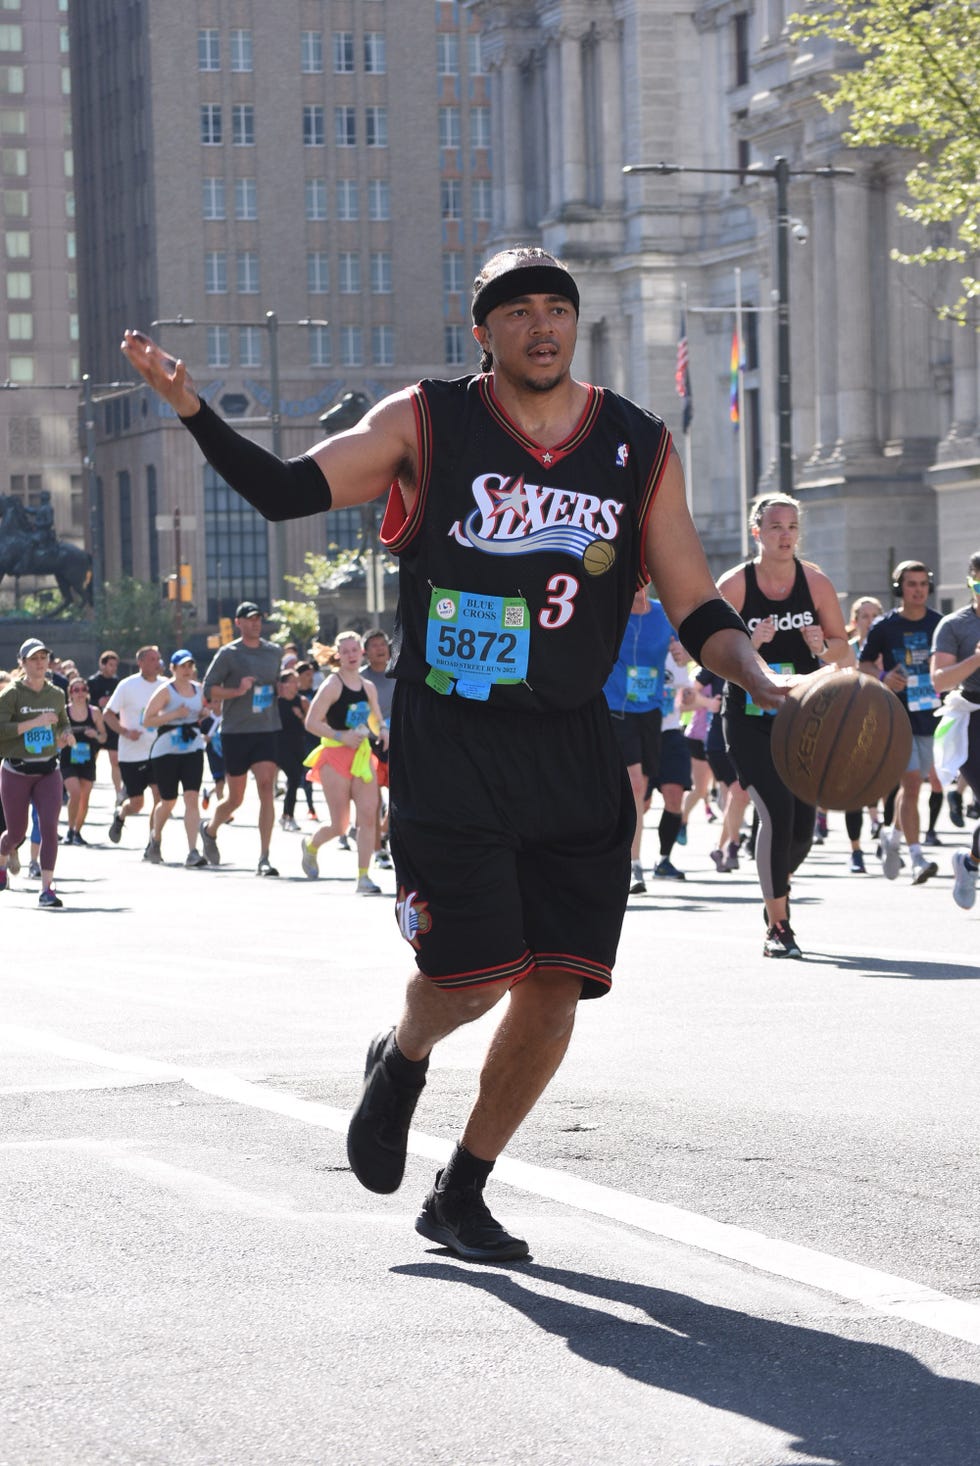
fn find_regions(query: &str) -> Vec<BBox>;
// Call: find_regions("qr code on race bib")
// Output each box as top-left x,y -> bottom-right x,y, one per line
503,605 -> 525,628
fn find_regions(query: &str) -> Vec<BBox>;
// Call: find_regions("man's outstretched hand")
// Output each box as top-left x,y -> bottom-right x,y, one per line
120,329 -> 201,418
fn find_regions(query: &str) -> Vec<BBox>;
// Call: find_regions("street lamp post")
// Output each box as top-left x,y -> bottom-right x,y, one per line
623,157 -> 854,497
151,312 -> 328,601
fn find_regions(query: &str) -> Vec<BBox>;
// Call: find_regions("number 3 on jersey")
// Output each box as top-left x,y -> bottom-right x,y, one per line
539,573 -> 579,629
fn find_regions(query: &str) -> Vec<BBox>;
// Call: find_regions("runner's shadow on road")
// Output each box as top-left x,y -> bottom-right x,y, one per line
394,1261 -> 979,1465
802,952 -> 978,982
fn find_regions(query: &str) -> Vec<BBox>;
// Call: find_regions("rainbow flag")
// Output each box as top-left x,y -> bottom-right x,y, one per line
729,327 -> 740,428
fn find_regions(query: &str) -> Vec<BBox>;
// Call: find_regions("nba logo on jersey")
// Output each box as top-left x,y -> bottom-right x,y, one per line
616,443 -> 630,468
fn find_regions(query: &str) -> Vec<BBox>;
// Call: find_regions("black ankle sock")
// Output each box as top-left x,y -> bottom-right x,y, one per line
438,1142 -> 494,1193
659,810 -> 682,857
384,1031 -> 429,1087
928,789 -> 942,831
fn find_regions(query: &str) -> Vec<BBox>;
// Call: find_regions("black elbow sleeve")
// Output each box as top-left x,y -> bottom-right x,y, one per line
179,397 -> 332,521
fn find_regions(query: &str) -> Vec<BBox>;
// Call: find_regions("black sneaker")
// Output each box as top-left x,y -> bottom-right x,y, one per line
415,1173 -> 530,1262
763,920 -> 802,959
108,808 -> 125,844
347,1030 -> 426,1194
948,789 -> 965,828
653,858 -> 686,881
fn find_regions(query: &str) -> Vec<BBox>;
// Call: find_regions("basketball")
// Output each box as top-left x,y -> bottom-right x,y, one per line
770,669 -> 912,810
582,539 -> 616,576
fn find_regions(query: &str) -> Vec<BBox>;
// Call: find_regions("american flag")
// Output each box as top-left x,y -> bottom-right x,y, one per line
675,312 -> 692,433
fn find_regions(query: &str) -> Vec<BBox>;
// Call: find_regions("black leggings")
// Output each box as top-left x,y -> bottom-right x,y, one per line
279,751 -> 315,817
724,712 -> 814,902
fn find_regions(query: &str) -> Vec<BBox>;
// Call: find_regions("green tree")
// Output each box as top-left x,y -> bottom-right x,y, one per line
97,576 -> 180,655
268,546 -> 361,649
791,0 -> 980,320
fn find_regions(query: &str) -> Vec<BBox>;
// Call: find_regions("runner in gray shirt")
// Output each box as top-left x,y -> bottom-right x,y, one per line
200,601 -> 284,875
931,551 -> 980,909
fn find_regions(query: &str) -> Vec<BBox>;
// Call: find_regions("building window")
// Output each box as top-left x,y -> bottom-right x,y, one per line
0,64 -> 24,91
4,187 -> 28,215
365,106 -> 387,148
0,107 -> 25,132
5,227 -> 29,257
339,251 -> 361,294
0,25 -> 23,50
301,31 -> 323,73
230,29 -> 253,73
368,178 -> 389,220
734,12 -> 749,87
235,178 -> 257,219
471,106 -> 490,150
441,178 -> 462,220
198,28 -> 219,70
444,324 -> 466,366
336,179 -> 359,220
340,325 -> 362,366
6,269 -> 30,297
237,250 -> 259,294
7,353 -> 33,381
438,106 -> 460,150
436,33 -> 458,75
204,250 -> 227,294
7,310 -> 31,339
204,464 -> 269,621
307,251 -> 330,293
232,104 -> 254,146
118,470 -> 133,576
335,106 -> 356,147
303,105 -> 324,147
468,33 -> 486,75
202,177 -> 226,219
364,32 -> 386,73
200,104 -> 222,146
370,251 -> 392,294
443,251 -> 464,296
207,324 -> 230,367
371,324 -> 394,366
333,31 -> 354,73
309,324 -> 331,367
472,178 -> 491,221
239,325 -> 262,367
306,178 -> 328,220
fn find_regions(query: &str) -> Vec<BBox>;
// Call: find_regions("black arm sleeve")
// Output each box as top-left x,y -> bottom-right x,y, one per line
179,397 -> 331,522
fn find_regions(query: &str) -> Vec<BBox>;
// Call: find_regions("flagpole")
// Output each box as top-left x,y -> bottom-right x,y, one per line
735,267 -> 748,560
682,281 -> 693,511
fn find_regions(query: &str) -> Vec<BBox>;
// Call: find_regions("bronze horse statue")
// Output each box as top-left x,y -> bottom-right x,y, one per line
0,495 -> 93,608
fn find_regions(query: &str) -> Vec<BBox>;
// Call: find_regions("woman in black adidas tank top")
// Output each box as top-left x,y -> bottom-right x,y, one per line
718,494 -> 853,959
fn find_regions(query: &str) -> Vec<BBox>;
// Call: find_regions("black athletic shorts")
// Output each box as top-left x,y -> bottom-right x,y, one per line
655,728 -> 692,790
150,750 -> 204,801
610,707 -> 662,780
119,759 -> 154,799
221,730 -> 280,777
388,681 -> 634,1000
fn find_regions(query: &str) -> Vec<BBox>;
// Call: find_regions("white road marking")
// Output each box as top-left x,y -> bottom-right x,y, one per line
4,1023 -> 980,1347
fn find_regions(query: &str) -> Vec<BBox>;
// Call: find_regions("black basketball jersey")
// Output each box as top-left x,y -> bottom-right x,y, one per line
380,374 -> 672,714
726,557 -> 821,716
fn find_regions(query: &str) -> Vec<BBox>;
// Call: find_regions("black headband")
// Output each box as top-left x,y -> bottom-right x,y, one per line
472,264 -> 580,326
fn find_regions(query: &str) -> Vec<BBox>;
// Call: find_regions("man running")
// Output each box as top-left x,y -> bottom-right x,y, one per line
102,646 -> 166,848
931,550 -> 980,909
122,245 -> 784,1262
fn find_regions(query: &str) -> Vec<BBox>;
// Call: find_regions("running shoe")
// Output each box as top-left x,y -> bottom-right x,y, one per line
951,850 -> 978,910
200,827 -> 221,866
653,858 -> 686,881
947,789 -> 965,828
849,850 -> 866,874
337,832 -> 350,850
300,839 -> 320,879
143,839 -> 163,865
415,1173 -> 530,1262
705,804 -> 718,823
280,815 -> 300,832
709,848 -> 730,874
63,830 -> 75,847
185,850 -> 208,868
356,873 -> 382,895
675,823 -> 687,846
256,856 -> 279,877
347,1029 -> 426,1194
968,800 -> 980,820
38,888 -> 63,910
724,840 -> 740,871
911,855 -> 938,886
307,809 -> 320,822
763,920 -> 802,959
629,860 -> 646,894
923,830 -> 942,847
73,830 -> 88,847
108,808 -> 125,844
878,826 -> 902,881
375,849 -> 393,870
28,860 -> 41,880
201,786 -> 211,811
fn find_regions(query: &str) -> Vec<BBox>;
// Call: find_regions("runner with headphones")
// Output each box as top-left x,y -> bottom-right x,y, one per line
859,560 -> 941,884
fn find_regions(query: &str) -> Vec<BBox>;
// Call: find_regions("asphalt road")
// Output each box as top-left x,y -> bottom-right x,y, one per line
2,779 -> 979,1465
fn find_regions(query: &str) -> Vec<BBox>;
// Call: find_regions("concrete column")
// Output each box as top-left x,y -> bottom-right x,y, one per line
598,23 -> 623,211
498,53 -> 524,233
950,310 -> 979,439
559,30 -> 586,208
545,39 -> 562,218
810,182 -> 838,456
834,177 -> 877,453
